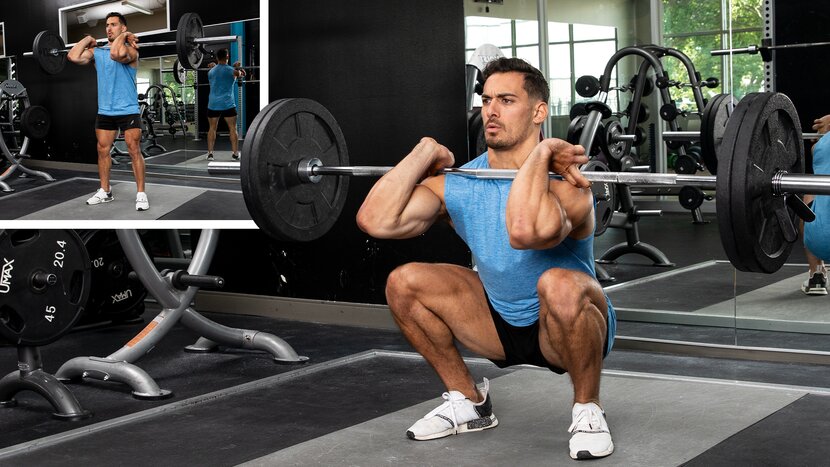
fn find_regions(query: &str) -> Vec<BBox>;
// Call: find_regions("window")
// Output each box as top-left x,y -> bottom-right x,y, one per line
662,0 -> 764,112
465,18 -> 618,117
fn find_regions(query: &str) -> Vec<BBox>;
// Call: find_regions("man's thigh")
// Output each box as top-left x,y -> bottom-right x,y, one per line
391,263 -> 506,360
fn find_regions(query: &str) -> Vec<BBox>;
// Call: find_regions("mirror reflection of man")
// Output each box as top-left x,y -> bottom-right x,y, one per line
67,11 -> 149,211
205,48 -> 245,161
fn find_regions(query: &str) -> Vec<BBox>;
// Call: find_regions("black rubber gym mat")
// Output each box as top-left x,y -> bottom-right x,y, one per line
0,310 -> 417,449
682,394 -> 830,466
0,353 -> 511,466
606,261 -> 801,312
0,178 -> 101,219
158,190 -> 249,220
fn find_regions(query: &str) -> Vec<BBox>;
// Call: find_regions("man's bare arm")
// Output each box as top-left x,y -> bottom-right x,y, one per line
356,137 -> 453,239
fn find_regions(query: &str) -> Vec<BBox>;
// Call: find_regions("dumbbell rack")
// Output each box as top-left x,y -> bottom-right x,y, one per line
56,229 -> 306,399
0,80 -> 55,192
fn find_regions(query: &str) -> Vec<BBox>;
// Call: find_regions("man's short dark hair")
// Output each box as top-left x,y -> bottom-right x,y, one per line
482,57 -> 550,104
106,12 -> 127,26
216,48 -> 229,61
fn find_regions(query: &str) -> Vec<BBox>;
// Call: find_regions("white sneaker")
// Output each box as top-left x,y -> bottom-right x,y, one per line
569,402 -> 614,459
232,153 -> 240,161
206,153 -> 214,161
801,269 -> 828,296
135,192 -> 149,211
406,378 -> 498,441
86,188 -> 113,205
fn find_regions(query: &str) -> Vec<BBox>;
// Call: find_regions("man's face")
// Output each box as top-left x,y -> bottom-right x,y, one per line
105,17 -> 126,42
481,71 -> 545,150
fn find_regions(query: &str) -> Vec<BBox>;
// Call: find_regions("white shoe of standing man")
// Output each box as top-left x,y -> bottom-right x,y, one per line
135,192 -> 149,211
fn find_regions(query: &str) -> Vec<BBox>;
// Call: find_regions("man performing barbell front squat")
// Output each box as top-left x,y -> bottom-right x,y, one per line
801,115 -> 830,295
67,12 -> 149,211
357,58 -> 617,460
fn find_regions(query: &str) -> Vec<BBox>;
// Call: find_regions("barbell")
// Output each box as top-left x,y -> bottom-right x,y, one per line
22,13 -> 237,75
712,38 -> 830,62
231,93 -> 829,275
171,59 -> 259,86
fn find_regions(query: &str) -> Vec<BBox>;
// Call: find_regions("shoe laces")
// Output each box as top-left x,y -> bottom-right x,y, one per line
425,391 -> 467,429
423,378 -> 489,429
568,404 -> 608,434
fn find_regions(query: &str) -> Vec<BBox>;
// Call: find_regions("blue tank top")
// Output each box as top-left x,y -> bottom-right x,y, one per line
805,134 -> 830,261
445,152 -> 612,327
93,47 -> 139,116
208,64 -> 237,110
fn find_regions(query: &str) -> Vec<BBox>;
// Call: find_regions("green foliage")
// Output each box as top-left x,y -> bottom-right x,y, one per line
663,0 -> 763,111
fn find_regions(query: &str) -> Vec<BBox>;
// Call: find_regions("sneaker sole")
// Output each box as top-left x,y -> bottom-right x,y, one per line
406,414 -> 498,441
802,288 -> 828,295
86,198 -> 114,205
136,206 -> 149,211
571,441 -> 614,460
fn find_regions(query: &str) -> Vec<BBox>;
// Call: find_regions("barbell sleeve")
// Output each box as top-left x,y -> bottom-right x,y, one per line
711,45 -> 760,56
663,130 -> 821,141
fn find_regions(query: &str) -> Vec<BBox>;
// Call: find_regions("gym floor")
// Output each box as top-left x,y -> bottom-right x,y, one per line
1,213 -> 829,465
0,137 -> 251,222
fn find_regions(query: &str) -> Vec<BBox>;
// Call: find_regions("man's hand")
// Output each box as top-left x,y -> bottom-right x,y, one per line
82,35 -> 98,49
124,32 -> 138,48
207,62 -> 216,69
417,137 -> 455,177
813,114 -> 830,135
533,138 -> 590,188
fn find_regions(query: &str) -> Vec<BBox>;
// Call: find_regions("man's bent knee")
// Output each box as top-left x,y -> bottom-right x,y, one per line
537,269 -> 600,324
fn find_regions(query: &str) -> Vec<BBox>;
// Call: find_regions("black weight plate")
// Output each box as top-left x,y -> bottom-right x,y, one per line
674,154 -> 698,174
678,185 -> 704,210
467,108 -> 487,160
717,92 -> 804,273
82,230 -> 147,321
604,121 -> 626,161
176,13 -> 204,70
241,98 -> 350,242
660,103 -> 678,121
630,75 -> 655,97
0,230 -> 91,346
569,102 -> 588,120
716,92 -> 760,275
20,105 -> 51,140
582,160 -> 616,237
32,31 -> 67,75
566,116 -> 602,158
700,93 -> 734,175
173,59 -> 187,85
575,75 -> 600,98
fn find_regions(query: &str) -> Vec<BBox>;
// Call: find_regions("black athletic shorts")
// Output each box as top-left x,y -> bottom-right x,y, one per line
486,293 -> 611,375
206,107 -> 237,118
95,114 -> 141,131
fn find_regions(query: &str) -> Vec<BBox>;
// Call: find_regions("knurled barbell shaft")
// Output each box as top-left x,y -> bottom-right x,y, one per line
308,164 -> 830,195
663,130 -> 821,141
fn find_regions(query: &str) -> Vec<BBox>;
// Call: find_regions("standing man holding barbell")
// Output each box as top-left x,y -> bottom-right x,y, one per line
205,48 -> 245,161
357,57 -> 616,460
67,12 -> 149,211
